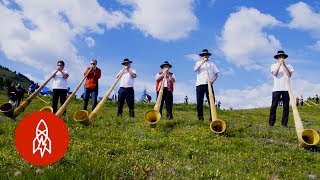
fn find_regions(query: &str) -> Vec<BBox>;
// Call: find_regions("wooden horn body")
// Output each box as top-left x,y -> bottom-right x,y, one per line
74,68 -> 126,125
144,72 -> 167,128
282,65 -> 319,147
205,62 -> 226,134
0,70 -> 58,119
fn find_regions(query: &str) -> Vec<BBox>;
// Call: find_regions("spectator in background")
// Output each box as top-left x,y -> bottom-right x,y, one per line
296,97 -> 299,106
7,83 -> 17,106
300,97 -> 304,106
35,83 -> 40,90
145,94 -> 151,103
29,83 -> 36,93
15,84 -> 27,106
316,95 -> 319,104
184,96 -> 188,105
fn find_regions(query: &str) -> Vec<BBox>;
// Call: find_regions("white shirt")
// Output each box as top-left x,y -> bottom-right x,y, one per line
52,70 -> 69,89
194,61 -> 219,86
271,62 -> 294,91
155,72 -> 176,88
119,69 -> 136,88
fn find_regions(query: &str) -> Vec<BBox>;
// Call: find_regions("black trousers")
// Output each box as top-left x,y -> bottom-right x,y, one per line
82,88 -> 98,111
117,87 -> 134,117
269,91 -> 290,126
196,84 -> 214,120
156,87 -> 173,119
52,89 -> 68,114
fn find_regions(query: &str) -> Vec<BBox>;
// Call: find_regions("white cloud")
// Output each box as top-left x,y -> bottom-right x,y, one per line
185,53 -> 200,62
287,2 -> 320,32
118,0 -> 198,41
0,0 -> 128,83
219,7 -> 281,70
85,37 -> 95,47
309,41 -> 320,51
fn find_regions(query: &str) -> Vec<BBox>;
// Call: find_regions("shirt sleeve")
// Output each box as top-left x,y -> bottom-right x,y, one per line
211,62 -> 219,74
172,73 -> 176,80
271,64 -> 276,73
155,73 -> 161,80
194,61 -> 201,71
287,64 -> 294,73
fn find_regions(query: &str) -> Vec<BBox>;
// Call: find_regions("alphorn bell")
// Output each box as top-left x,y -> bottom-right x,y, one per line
0,70 -> 58,119
74,68 -> 126,125
205,62 -> 226,134
144,71 -> 167,128
42,67 -> 93,117
282,64 -> 319,147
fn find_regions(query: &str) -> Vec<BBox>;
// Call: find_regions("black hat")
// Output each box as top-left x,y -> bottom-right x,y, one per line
274,50 -> 288,59
121,58 -> 133,65
160,61 -> 172,69
199,49 -> 212,57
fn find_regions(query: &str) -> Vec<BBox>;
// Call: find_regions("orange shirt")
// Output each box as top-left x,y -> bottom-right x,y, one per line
84,67 -> 101,89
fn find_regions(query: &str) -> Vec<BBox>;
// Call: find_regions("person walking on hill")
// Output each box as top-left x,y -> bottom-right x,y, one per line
7,83 -> 18,106
82,59 -> 101,111
155,61 -> 176,119
194,49 -> 219,122
269,50 -> 294,127
316,95 -> 319,104
117,58 -> 137,118
52,60 -> 69,114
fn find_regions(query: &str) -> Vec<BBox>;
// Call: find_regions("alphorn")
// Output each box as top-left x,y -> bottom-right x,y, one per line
74,68 -> 126,125
36,95 -> 50,105
144,71 -> 167,128
41,67 -> 93,117
205,62 -> 226,134
0,70 -> 58,119
308,100 -> 318,107
283,65 -> 319,147
303,101 -> 311,106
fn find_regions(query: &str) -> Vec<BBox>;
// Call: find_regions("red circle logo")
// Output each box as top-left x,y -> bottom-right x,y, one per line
14,111 -> 70,166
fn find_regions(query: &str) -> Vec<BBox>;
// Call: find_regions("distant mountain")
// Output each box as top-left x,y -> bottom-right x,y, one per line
0,65 -> 32,90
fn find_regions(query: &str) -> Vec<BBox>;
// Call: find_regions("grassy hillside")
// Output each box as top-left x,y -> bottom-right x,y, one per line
0,65 -> 32,90
0,93 -> 320,179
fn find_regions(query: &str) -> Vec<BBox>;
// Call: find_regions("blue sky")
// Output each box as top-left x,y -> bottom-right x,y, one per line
0,0 -> 320,109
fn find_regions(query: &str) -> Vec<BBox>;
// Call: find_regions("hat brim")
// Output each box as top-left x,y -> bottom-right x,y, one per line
274,54 -> 288,59
160,64 -> 172,69
122,61 -> 132,65
199,52 -> 212,57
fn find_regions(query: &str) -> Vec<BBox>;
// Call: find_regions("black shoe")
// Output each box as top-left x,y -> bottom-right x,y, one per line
117,113 -> 122,117
167,116 -> 173,120
198,117 -> 204,121
269,123 -> 274,127
209,118 -> 212,122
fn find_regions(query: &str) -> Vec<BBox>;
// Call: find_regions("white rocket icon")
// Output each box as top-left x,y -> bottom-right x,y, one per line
32,119 -> 52,157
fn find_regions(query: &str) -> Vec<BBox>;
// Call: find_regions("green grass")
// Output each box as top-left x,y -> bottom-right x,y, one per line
1,92 -> 320,179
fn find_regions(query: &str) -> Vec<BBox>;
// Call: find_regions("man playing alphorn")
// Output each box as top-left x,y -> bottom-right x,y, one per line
82,59 -> 101,111
155,61 -> 176,119
117,58 -> 137,118
194,49 -> 219,122
269,50 -> 294,127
